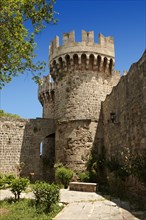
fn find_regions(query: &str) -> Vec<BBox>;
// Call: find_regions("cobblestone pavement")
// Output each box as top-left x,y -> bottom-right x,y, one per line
0,189 -> 145,220
54,189 -> 145,220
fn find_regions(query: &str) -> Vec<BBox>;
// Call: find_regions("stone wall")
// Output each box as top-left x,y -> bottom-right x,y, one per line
0,118 -> 28,175
55,70 -> 120,122
55,120 -> 97,173
0,117 -> 55,180
102,50 -> 146,158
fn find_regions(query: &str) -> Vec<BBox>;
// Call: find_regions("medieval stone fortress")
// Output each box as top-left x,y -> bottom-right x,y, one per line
0,30 -> 146,194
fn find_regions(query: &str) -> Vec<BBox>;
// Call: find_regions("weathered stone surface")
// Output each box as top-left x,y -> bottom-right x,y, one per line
102,50 -> 146,157
69,182 -> 97,192
0,118 -> 55,180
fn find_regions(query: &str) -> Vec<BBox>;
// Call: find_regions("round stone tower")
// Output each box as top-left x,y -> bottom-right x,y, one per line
39,30 -> 120,174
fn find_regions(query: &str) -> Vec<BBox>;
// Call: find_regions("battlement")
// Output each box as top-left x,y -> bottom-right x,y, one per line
49,30 -> 115,81
38,75 -> 55,105
49,30 -> 114,62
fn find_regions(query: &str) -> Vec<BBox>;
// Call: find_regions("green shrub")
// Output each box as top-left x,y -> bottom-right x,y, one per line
33,182 -> 60,213
4,173 -> 16,185
0,175 -> 5,189
55,166 -> 73,188
11,177 -> 30,200
0,173 -> 16,189
79,171 -> 90,182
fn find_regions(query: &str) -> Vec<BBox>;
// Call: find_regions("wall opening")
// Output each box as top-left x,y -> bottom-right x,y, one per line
81,54 -> 87,69
41,133 -> 55,182
40,141 -> 43,158
73,54 -> 79,65
65,54 -> 70,67
87,32 -> 89,43
58,57 -> 63,69
89,54 -> 94,70
109,59 -> 113,74
103,57 -> 108,72
97,55 -> 101,71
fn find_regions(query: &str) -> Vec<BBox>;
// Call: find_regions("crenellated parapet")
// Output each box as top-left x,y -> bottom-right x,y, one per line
49,30 -> 115,80
38,75 -> 55,106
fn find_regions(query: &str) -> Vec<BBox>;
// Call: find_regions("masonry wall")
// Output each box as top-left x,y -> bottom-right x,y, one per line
0,117 -> 55,180
43,100 -> 55,118
102,51 -> 146,158
0,118 -> 29,175
55,71 -> 118,122
55,120 -> 97,173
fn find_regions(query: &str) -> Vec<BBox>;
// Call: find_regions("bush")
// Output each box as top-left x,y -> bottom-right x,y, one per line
0,173 -> 16,189
55,166 -> 73,188
11,177 -> 30,200
4,173 -> 16,185
0,174 -> 5,189
79,171 -> 90,182
33,182 -> 60,213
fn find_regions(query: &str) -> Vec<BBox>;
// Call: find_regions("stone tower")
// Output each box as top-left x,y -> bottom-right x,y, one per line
38,30 -> 120,175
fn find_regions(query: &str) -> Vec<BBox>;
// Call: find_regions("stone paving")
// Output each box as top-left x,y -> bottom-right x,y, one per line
54,189 -> 145,220
0,189 -> 145,220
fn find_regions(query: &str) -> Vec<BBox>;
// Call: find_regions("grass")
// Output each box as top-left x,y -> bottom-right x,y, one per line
0,199 -> 63,220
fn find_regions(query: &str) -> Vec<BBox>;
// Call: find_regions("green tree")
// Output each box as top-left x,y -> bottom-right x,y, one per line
0,0 -> 58,89
11,177 -> 30,200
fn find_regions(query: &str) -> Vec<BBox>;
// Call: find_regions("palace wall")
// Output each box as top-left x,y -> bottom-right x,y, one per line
102,50 -> 146,158
0,117 -> 55,180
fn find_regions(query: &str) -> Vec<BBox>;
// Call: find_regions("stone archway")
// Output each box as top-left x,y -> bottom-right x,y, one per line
41,133 -> 55,182
20,118 -> 55,181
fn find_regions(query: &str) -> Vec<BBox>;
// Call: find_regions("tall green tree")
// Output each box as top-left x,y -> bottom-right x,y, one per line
0,0 -> 58,89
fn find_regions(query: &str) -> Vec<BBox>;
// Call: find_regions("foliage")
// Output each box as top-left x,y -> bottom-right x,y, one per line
87,146 -> 108,187
0,174 -> 5,189
55,165 -> 73,188
87,145 -> 146,196
0,110 -> 20,118
0,199 -> 63,220
11,177 -> 30,200
107,157 -> 130,180
131,150 -> 146,184
0,173 -> 16,189
79,171 -> 90,182
0,0 -> 58,89
33,181 -> 60,213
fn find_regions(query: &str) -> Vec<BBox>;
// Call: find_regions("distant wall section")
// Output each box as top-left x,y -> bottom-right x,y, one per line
0,118 -> 28,175
102,50 -> 146,159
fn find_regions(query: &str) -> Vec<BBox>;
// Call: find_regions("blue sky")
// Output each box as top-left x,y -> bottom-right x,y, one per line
1,0 -> 146,119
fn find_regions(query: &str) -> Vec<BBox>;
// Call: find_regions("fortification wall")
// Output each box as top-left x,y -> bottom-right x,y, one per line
0,117 -> 55,180
0,118 -> 29,175
55,120 -> 97,174
102,50 -> 146,159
